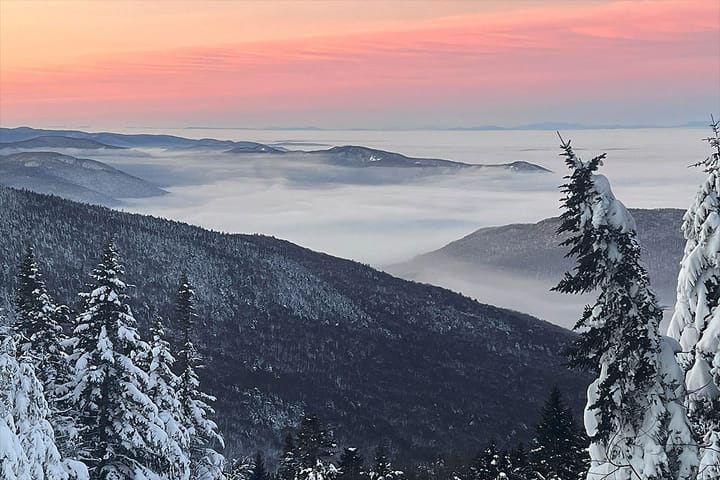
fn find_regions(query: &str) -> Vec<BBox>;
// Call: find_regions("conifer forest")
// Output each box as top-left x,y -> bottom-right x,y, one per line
2,122 -> 719,479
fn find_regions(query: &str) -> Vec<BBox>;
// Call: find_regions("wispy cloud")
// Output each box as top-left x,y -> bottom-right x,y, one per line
1,0 -> 717,126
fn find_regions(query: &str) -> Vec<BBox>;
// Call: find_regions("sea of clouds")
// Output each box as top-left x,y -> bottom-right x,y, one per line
82,127 -> 711,326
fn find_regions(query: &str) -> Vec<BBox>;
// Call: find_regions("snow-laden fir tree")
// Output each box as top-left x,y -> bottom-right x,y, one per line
174,273 -> 226,480
147,317 -> 191,479
291,413 -> 338,480
66,242 -> 175,479
530,387 -> 587,480
14,246 -> 70,399
554,137 -> 697,479
224,457 -> 252,480
12,247 -> 79,459
0,332 -> 88,480
294,413 -> 336,466
277,433 -> 299,480
505,444 -> 531,480
371,444 -> 390,480
248,453 -> 269,480
369,443 -> 403,480
338,447 -> 365,480
667,119 -> 720,479
468,440 -> 508,480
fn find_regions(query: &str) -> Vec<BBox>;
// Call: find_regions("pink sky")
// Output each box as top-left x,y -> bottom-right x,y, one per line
0,0 -> 718,129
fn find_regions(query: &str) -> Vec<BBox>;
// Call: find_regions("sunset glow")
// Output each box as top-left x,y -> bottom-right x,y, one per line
1,0 -> 718,128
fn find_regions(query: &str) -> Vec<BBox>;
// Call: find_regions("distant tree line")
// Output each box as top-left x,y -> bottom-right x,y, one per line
225,386 -> 588,480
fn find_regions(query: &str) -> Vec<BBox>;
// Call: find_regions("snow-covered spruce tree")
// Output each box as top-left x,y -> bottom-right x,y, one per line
506,444 -> 531,480
12,247 -> 78,461
66,242 -> 174,479
667,119 -> 720,479
0,332 -> 88,480
292,413 -> 338,480
370,444 -> 390,479
338,447 -> 365,480
277,433 -> 299,480
13,246 -> 69,398
225,456 -> 252,480
174,273 -> 226,480
369,443 -> 403,480
248,453 -> 269,480
554,137 -> 696,479
530,387 -> 587,480
468,440 -> 508,480
147,317 -> 191,479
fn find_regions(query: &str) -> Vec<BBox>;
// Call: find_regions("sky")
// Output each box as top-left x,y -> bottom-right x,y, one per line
1,0 -> 718,129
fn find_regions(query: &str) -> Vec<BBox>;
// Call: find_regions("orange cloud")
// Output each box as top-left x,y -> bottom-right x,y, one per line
0,0 -> 717,126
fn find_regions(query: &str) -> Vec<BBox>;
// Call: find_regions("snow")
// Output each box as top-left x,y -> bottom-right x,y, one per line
0,335 -> 86,480
666,126 -> 720,476
590,174 -> 637,234
557,138 -> 698,479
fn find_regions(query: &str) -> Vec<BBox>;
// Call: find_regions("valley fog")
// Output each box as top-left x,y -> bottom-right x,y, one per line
84,127 -> 709,326
108,127 -> 708,263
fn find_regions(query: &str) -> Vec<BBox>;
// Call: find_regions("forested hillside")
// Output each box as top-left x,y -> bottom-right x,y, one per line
0,186 -> 589,461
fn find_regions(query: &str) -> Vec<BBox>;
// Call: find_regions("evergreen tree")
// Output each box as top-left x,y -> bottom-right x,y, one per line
174,273 -> 226,479
225,456 -> 252,480
147,317 -> 191,479
249,453 -> 269,480
13,246 -> 69,398
553,137 -> 696,479
12,247 -> 78,459
277,433 -> 299,480
372,444 -> 389,477
530,387 -> 587,480
66,242 -> 174,479
294,413 -> 336,467
506,444 -> 531,480
370,443 -> 395,480
338,447 -> 365,480
667,119 -> 720,479
0,332 -> 88,480
468,440 -> 508,480
290,413 -> 338,480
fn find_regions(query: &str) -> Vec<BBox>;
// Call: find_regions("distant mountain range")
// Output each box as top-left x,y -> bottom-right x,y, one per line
388,209 -> 685,327
0,127 -> 276,150
0,127 -> 553,172
437,121 -> 711,131
0,185 -> 589,462
0,152 -> 167,205
0,135 -> 124,150
299,145 -> 551,171
180,121 -> 712,131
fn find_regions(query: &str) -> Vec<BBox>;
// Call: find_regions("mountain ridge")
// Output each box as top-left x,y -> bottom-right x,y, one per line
1,128 -> 552,172
0,151 -> 167,205
0,185 -> 589,461
0,135 -> 125,150
304,145 -> 551,171
388,208 -> 685,327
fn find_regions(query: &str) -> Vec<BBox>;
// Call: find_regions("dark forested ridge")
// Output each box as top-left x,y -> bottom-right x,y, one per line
0,186 -> 588,461
395,209 -> 683,298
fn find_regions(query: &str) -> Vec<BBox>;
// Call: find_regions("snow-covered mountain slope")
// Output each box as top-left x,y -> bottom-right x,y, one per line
0,185 -> 589,462
306,145 -> 551,171
0,152 -> 167,205
225,142 -> 286,153
388,209 -> 684,327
